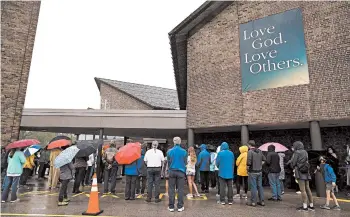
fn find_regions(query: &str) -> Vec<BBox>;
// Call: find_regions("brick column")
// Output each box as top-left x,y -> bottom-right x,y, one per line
187,128 -> 194,147
310,121 -> 323,150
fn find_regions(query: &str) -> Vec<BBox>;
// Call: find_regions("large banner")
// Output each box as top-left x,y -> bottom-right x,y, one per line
240,8 -> 309,92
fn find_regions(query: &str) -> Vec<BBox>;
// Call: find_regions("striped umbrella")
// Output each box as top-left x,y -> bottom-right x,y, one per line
24,144 -> 41,157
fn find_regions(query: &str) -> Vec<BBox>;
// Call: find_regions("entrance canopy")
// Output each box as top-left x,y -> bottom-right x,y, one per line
21,109 -> 187,138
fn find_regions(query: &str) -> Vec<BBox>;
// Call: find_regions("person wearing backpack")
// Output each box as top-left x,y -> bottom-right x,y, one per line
102,142 -> 118,194
318,156 -> 341,210
290,141 -> 314,211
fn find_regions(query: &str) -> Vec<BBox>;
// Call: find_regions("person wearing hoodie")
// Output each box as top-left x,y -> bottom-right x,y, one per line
102,142 -> 118,194
167,137 -> 187,212
278,152 -> 286,194
136,148 -> 147,195
236,145 -> 248,199
124,151 -> 142,200
196,144 -> 210,193
216,142 -> 235,205
290,141 -> 314,211
266,145 -> 282,201
38,147 -> 50,179
246,140 -> 266,207
72,156 -> 88,193
1,148 -> 26,203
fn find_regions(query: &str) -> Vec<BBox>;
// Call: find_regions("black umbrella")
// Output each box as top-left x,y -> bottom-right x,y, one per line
74,140 -> 101,157
49,135 -> 71,144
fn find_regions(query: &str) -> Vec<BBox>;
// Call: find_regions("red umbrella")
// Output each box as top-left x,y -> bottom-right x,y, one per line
47,139 -> 71,150
5,139 -> 40,150
115,142 -> 141,165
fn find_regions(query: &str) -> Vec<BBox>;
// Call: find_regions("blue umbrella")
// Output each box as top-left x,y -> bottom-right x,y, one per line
24,144 -> 41,157
54,146 -> 79,168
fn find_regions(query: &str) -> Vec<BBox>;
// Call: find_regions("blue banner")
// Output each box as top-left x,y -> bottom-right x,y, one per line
240,8 -> 309,92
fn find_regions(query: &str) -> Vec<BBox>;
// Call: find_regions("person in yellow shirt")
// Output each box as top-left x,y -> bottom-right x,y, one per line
48,148 -> 62,190
19,154 -> 35,186
236,145 -> 249,199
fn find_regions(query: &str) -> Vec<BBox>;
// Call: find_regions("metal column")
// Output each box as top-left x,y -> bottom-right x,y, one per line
187,128 -> 194,147
96,128 -> 104,183
241,125 -> 249,145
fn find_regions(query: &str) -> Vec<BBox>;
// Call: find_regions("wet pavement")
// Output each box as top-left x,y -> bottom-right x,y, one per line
1,177 -> 350,217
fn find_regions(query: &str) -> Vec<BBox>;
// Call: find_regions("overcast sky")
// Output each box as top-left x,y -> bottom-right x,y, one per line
24,0 -> 205,109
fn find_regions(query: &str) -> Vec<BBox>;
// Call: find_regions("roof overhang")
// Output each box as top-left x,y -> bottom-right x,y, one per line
169,1 -> 233,110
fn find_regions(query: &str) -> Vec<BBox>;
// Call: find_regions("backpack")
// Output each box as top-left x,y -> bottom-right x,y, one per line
105,151 -> 115,164
298,161 -> 310,173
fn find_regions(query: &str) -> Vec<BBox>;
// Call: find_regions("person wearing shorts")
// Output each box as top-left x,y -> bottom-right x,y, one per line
186,147 -> 200,198
318,156 -> 341,210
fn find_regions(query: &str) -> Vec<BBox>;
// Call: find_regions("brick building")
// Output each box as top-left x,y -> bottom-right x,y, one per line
169,1 -> 350,159
1,1 -> 41,146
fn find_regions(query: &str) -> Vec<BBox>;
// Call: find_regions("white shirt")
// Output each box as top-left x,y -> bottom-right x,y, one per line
87,154 -> 95,167
186,156 -> 196,173
144,149 -> 164,168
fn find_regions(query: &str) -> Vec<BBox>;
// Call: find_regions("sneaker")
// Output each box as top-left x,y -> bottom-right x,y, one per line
246,202 -> 256,207
281,191 -> 285,195
145,198 -> 151,203
10,199 -> 20,203
216,194 -> 220,197
58,201 -> 69,206
320,204 -> 331,210
228,202 -> 233,205
163,193 -> 169,197
195,193 -> 201,197
296,206 -> 308,211
268,198 -> 277,201
332,205 -> 341,211
186,193 -> 193,198
234,194 -> 240,198
242,194 -> 248,199
257,201 -> 265,206
63,198 -> 70,202
1,200 -> 5,203
168,207 -> 175,212
221,202 -> 226,205
308,206 -> 315,211
178,207 -> 185,212
296,191 -> 301,194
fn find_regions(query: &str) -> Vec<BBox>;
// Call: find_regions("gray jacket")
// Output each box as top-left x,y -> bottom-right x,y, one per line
74,157 -> 87,168
60,162 -> 73,180
39,150 -> 50,163
247,148 -> 266,173
290,141 -> 311,180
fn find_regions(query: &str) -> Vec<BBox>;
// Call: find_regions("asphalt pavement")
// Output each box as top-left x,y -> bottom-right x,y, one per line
1,176 -> 350,217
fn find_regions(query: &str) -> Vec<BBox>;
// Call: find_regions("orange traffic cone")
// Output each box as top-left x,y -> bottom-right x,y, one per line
82,173 -> 103,216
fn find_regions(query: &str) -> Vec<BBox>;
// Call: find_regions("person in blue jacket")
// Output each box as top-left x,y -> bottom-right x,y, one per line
196,144 -> 210,193
318,156 -> 341,210
167,137 -> 187,212
124,153 -> 142,200
216,142 -> 235,205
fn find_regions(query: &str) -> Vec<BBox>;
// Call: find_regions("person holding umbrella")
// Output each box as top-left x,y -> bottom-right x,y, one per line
1,148 -> 26,203
57,145 -> 73,206
48,148 -> 62,190
102,141 -> 118,194
124,150 -> 143,200
38,146 -> 50,179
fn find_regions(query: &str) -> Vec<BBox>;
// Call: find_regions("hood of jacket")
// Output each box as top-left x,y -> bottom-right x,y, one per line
268,145 -> 276,152
239,145 -> 248,153
200,144 -> 207,151
293,141 -> 304,151
221,142 -> 229,150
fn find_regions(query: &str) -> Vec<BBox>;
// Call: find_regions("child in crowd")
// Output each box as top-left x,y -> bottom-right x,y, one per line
318,156 -> 341,210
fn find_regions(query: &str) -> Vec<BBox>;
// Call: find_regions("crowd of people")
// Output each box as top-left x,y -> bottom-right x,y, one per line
0,137 -> 342,213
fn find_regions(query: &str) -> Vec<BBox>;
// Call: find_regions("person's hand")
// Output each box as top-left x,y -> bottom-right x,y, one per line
332,182 -> 336,187
317,166 -> 320,170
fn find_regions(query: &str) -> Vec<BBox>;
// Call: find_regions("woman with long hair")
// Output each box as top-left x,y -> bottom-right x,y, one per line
186,147 -> 200,198
1,148 -> 26,203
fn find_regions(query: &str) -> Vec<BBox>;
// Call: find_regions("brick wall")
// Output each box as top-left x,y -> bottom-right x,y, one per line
1,1 -> 41,146
187,1 -> 350,128
99,83 -> 152,110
